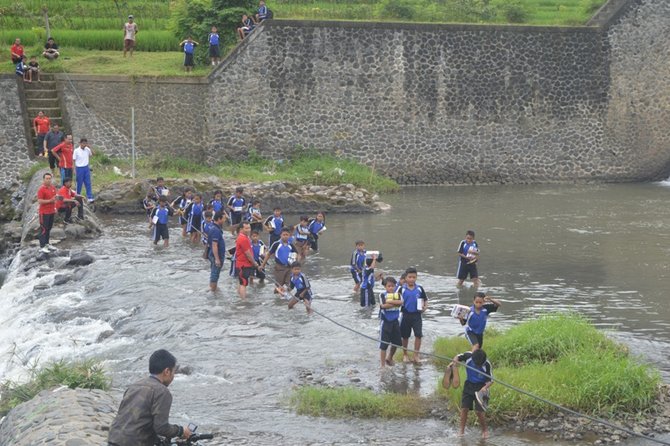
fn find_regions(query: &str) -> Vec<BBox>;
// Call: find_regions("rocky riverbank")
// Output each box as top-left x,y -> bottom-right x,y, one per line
95,178 -> 391,215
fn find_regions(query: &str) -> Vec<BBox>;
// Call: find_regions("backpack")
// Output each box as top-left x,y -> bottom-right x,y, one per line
267,9 -> 274,19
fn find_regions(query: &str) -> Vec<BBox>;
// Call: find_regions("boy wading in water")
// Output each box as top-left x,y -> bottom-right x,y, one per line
457,230 -> 480,287
445,349 -> 493,439
400,267 -> 427,363
379,276 -> 403,367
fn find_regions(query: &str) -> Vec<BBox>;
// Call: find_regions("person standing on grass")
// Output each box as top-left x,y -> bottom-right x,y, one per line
460,292 -> 501,352
123,15 -> 138,57
10,38 -> 24,64
33,111 -> 50,157
73,138 -> 94,203
179,37 -> 199,73
52,134 -> 74,185
208,26 -> 220,66
44,123 -> 65,177
37,172 -> 59,253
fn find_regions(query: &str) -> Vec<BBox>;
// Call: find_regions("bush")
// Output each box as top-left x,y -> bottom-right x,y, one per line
498,1 -> 527,23
0,359 -> 110,416
378,0 -> 416,20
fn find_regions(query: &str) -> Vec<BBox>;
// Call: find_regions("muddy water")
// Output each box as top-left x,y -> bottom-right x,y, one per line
2,183 -> 670,445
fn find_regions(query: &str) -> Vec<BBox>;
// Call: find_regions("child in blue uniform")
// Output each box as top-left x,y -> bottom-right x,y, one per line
379,276 -> 403,367
282,262 -> 313,314
460,292 -> 501,351
150,197 -> 174,247
246,199 -> 264,232
349,240 -> 366,293
292,215 -> 311,262
260,227 -> 296,288
400,267 -> 428,363
250,230 -> 266,283
171,188 -> 192,238
201,210 -> 214,258
208,26 -> 220,65
457,230 -> 480,287
152,177 -> 169,203
264,207 -> 284,246
227,186 -> 247,227
143,192 -> 155,226
360,254 -> 378,307
307,212 -> 326,251
185,193 -> 204,243
209,190 -> 225,214
451,349 -> 493,438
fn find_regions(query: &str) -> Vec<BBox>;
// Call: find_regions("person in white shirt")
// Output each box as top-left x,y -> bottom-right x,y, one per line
74,138 -> 94,202
123,15 -> 138,57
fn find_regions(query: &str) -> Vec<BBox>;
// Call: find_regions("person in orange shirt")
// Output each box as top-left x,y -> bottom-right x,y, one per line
33,111 -> 51,157
10,38 -> 24,64
37,172 -> 59,253
52,134 -> 74,185
56,177 -> 84,223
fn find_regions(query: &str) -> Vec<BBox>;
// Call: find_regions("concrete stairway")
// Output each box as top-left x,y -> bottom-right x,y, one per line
22,73 -> 65,153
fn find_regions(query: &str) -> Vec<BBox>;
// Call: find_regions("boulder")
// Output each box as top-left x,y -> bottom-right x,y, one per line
67,251 -> 95,266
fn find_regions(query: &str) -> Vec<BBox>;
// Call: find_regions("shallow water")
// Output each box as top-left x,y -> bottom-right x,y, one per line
2,183 -> 670,445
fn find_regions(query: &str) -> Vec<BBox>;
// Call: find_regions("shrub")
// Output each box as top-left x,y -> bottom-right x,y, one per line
378,0 -> 416,20
498,1 -> 527,23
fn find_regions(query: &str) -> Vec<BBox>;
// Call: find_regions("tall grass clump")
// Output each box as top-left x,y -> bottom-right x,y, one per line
290,386 -> 428,418
0,359 -> 110,416
434,313 -> 660,423
50,30 -> 178,52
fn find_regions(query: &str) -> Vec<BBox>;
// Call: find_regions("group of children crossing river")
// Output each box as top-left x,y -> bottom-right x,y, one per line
141,177 -> 501,438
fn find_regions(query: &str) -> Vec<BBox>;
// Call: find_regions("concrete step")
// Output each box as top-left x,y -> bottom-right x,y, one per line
38,73 -> 56,80
24,89 -> 58,99
23,80 -> 56,88
26,98 -> 60,109
27,107 -> 61,116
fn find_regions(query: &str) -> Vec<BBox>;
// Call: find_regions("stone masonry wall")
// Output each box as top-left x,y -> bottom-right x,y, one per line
59,75 -> 209,160
207,3 -> 670,184
0,76 -> 32,191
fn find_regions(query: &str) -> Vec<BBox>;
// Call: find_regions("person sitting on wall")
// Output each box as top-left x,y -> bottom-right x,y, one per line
255,0 -> 273,22
43,37 -> 60,60
237,14 -> 255,40
10,38 -> 24,64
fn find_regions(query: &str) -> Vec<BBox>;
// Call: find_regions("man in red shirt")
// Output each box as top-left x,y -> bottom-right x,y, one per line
56,177 -> 84,223
10,38 -> 23,64
37,172 -> 59,252
33,111 -> 51,157
234,222 -> 260,299
52,134 -> 74,185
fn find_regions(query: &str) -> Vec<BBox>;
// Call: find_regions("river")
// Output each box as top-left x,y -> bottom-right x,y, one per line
1,183 -> 670,445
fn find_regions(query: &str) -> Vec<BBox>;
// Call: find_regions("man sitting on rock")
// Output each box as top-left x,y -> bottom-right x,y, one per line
108,349 -> 191,446
56,177 -> 84,223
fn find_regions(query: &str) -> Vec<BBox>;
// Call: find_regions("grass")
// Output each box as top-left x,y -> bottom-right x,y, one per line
434,313 -> 660,423
0,359 -> 110,416
28,150 -> 399,194
290,386 -> 430,418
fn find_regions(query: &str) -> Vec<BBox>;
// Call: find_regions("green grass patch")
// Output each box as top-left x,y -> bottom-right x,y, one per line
85,150 -> 399,194
0,359 -> 110,416
434,313 -> 660,423
290,386 -> 429,418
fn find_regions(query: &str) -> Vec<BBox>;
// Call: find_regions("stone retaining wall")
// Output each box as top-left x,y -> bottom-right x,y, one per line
59,75 -> 209,160
0,76 -> 32,191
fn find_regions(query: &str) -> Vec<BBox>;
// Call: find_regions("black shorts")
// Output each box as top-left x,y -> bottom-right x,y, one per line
465,331 -> 484,348
400,312 -> 423,339
269,233 -> 280,246
309,233 -> 319,251
360,287 -> 375,307
48,150 -> 57,169
153,223 -> 169,242
351,270 -> 362,284
179,215 -> 188,226
457,261 -> 478,280
230,213 -> 243,225
461,380 -> 487,412
184,52 -> 194,66
188,215 -> 202,233
236,266 -> 254,286
253,267 -> 266,280
209,45 -> 220,58
379,319 -> 401,351
250,222 -> 263,233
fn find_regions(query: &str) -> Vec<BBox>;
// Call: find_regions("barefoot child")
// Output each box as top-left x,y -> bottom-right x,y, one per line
260,227 -> 297,289
264,207 -> 284,246
307,211 -> 326,251
349,240 -> 366,293
360,254 -> 378,307
379,276 -> 403,367
281,262 -> 313,314
460,292 -> 501,351
457,230 -> 480,287
250,230 -> 266,283
451,349 -> 493,439
292,215 -> 311,262
171,188 -> 192,237
185,193 -> 204,243
400,267 -> 427,363
150,197 -> 174,247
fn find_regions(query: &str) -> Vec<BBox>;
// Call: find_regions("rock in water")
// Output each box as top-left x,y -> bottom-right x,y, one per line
67,251 -> 95,266
53,273 -> 73,286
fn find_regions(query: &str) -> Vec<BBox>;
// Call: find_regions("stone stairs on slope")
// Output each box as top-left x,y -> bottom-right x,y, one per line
22,73 -> 66,154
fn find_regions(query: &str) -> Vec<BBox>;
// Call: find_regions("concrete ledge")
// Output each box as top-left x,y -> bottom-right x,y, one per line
54,74 -> 208,84
587,0 -> 636,27
264,18 -> 601,34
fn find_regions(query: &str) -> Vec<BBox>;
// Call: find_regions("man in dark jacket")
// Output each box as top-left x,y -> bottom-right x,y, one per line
108,349 -> 191,446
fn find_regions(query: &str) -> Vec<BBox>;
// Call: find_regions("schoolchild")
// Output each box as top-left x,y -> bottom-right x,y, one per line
264,206 -> 284,246
27,56 -> 39,82
237,14 -> 255,40
349,240 -> 366,293
250,230 -> 266,282
143,192 -> 156,225
292,215 -> 311,262
185,193 -> 204,243
150,197 -> 174,247
201,210 -> 214,259
179,36 -> 199,72
171,188 -> 192,237
460,292 -> 501,351
209,190 -> 225,214
379,276 -> 403,367
307,211 -> 326,251
360,254 -> 377,307
207,211 -> 226,292
227,186 -> 247,227
400,267 -> 428,364
451,349 -> 493,438
457,230 -> 481,287
246,198 -> 264,232
398,272 -> 407,288
152,177 -> 169,202
283,262 -> 313,314
208,26 -> 220,65
259,227 -> 296,288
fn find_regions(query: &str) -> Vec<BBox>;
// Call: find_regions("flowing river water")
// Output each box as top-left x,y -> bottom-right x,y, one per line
2,183 -> 670,445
